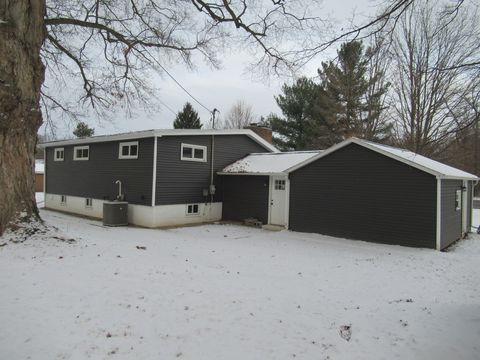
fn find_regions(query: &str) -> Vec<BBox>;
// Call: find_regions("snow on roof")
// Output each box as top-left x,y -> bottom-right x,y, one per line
221,151 -> 322,174
35,160 -> 44,174
361,140 -> 478,180
39,129 -> 278,153
287,138 -> 478,180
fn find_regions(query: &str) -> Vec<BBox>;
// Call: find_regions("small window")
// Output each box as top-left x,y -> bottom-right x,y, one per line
181,143 -> 207,162
60,195 -> 67,205
54,148 -> 64,161
274,179 -> 286,190
119,141 -> 139,159
73,146 -> 89,160
186,204 -> 200,215
455,189 -> 461,211
85,198 -> 93,208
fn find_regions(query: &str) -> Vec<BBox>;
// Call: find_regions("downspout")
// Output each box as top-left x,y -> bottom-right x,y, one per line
436,178 -> 442,250
210,134 -> 215,203
151,136 -> 158,207
473,180 -> 479,233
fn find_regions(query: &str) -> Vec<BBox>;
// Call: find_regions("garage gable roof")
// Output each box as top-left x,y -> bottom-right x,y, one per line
219,151 -> 322,175
288,138 -> 479,180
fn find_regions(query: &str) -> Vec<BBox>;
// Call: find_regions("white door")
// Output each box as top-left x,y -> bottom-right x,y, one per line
270,176 -> 287,225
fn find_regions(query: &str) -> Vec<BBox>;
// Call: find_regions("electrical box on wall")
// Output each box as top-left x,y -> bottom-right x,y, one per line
209,184 -> 216,195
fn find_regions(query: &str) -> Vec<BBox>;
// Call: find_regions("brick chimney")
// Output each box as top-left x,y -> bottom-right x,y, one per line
245,123 -> 273,144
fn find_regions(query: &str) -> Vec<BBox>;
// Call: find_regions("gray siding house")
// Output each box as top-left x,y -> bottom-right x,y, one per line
219,138 -> 478,250
42,129 -> 276,227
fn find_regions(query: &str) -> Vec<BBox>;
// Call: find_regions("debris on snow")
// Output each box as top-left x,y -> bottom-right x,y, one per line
339,325 -> 352,341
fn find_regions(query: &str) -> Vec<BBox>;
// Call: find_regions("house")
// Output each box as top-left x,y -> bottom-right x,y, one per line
35,160 -> 44,192
40,129 -> 277,227
219,138 -> 478,250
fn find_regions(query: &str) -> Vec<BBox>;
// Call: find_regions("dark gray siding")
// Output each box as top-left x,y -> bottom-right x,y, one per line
440,179 -> 462,249
467,181 -> 473,231
45,138 -> 154,205
155,135 -> 269,205
289,143 -> 437,248
221,175 -> 269,224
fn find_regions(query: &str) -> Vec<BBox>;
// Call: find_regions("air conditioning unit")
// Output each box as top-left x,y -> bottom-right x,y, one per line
103,201 -> 128,226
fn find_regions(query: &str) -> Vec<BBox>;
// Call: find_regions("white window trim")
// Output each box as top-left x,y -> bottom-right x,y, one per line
73,145 -> 89,161
186,203 -> 200,216
54,147 -> 64,161
455,189 -> 461,211
85,198 -> 93,208
119,141 -> 139,159
181,143 -> 207,162
60,195 -> 67,205
274,179 -> 286,190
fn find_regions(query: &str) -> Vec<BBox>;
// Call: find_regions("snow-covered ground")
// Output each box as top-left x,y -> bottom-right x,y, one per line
1,207 -> 480,359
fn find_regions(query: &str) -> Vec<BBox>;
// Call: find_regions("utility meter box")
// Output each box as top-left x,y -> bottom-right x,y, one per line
103,201 -> 128,226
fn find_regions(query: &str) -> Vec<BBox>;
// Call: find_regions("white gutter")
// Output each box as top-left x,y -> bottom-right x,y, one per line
217,171 -> 287,176
39,129 -> 278,153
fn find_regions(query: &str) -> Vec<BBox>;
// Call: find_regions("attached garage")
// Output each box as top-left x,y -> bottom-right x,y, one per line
220,138 -> 478,250
287,139 -> 478,250
219,151 -> 321,226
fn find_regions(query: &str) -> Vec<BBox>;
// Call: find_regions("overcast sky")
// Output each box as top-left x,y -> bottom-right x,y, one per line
40,0 -> 378,138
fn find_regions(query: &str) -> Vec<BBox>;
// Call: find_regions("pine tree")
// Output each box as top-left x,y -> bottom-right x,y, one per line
318,40 -> 391,142
268,77 -> 323,150
73,122 -> 95,138
173,103 -> 202,129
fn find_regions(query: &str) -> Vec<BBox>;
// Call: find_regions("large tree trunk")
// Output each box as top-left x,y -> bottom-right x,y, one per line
0,0 -> 45,235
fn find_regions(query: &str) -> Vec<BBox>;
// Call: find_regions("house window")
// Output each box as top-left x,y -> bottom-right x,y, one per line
60,195 -> 67,205
85,198 -> 93,208
274,179 -> 286,190
455,189 -> 461,211
73,146 -> 89,160
186,204 -> 200,215
181,143 -> 207,162
54,148 -> 64,161
119,141 -> 139,159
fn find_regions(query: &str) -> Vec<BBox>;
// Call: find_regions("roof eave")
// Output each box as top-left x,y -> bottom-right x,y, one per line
39,129 -> 279,153
436,175 -> 479,181
217,171 -> 286,176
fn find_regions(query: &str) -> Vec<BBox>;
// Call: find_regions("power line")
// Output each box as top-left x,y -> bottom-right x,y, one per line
151,57 -> 214,114
157,98 -> 177,116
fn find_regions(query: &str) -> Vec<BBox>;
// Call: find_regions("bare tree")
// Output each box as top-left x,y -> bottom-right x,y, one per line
221,101 -> 256,129
442,80 -> 480,177
388,1 -> 480,156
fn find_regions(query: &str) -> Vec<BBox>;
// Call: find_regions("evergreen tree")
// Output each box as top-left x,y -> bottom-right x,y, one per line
269,77 -> 323,150
318,40 -> 391,141
173,102 -> 202,129
73,122 -> 95,138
